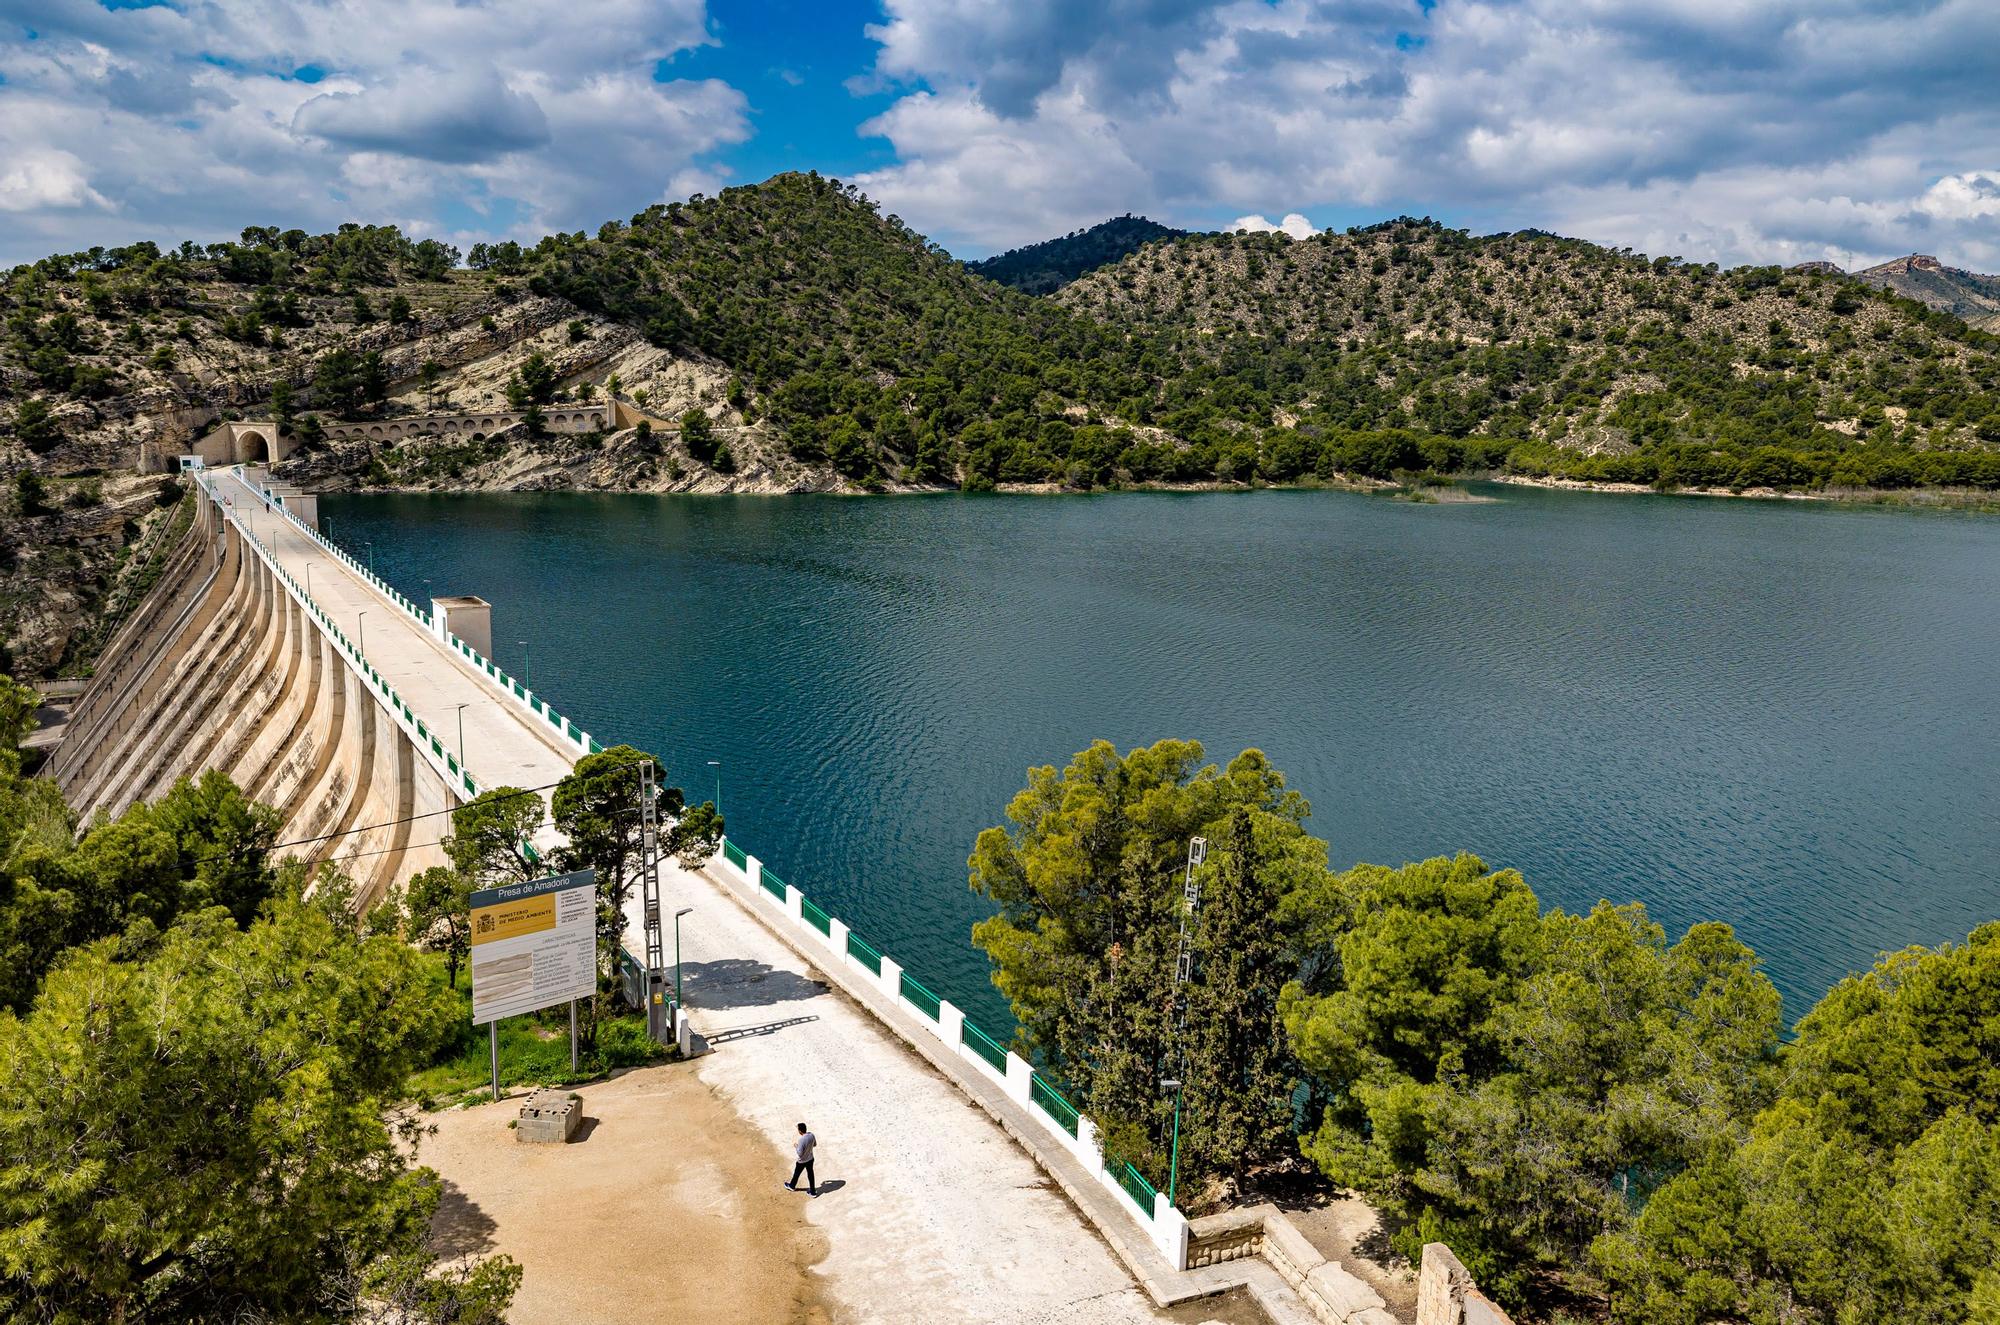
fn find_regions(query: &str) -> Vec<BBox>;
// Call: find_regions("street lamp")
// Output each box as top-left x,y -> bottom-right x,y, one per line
454,703 -> 469,766
357,610 -> 367,656
1160,1077 -> 1184,1206
519,639 -> 530,692
363,541 -> 374,574
674,906 -> 694,1004
304,561 -> 317,598
707,759 -> 722,817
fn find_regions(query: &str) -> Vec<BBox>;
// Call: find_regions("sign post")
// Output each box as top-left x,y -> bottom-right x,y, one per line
470,868 -> 598,1103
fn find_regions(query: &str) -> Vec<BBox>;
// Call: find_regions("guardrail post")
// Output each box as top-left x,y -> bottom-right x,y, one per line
1004,1051 -> 1034,1105
1153,1200 -> 1190,1270
827,916 -> 850,957
784,884 -> 803,925
746,857 -> 763,892
1076,1114 -> 1105,1170
936,998 -> 965,1051
878,955 -> 903,1000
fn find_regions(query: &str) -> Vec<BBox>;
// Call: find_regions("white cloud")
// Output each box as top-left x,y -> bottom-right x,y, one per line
1230,212 -> 1320,240
853,0 -> 2000,269
0,0 -> 747,262
0,147 -> 106,212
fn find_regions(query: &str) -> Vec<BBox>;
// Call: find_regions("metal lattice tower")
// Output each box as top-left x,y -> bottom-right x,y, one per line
1172,835 -> 1208,998
639,760 -> 664,978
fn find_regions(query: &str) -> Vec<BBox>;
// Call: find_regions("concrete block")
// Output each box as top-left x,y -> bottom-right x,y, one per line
1464,1294 -> 1516,1325
879,955 -> 903,1000
828,916 -> 851,956
784,884 -> 803,924
516,1088 -> 581,1144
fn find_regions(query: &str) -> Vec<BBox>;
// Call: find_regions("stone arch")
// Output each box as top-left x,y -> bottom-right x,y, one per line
367,425 -> 386,439
236,429 -> 272,464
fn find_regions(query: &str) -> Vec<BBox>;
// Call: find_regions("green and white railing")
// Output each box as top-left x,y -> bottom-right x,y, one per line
708,836 -> 1190,1268
202,471 -> 483,801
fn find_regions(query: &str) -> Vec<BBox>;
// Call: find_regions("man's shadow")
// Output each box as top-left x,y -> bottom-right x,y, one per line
812,1179 -> 847,1197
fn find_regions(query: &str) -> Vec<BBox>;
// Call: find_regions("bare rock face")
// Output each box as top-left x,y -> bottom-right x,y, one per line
1854,254 -> 2000,328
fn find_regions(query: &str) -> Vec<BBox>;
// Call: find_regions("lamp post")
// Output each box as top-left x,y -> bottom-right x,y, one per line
304,561 -> 317,598
357,610 -> 367,656
363,541 -> 374,574
707,759 -> 722,818
674,906 -> 694,1004
520,640 -> 530,692
454,703 -> 468,766
1160,1077 -> 1184,1206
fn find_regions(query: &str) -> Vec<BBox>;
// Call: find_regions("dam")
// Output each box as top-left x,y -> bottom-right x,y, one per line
44,463 -> 1494,1325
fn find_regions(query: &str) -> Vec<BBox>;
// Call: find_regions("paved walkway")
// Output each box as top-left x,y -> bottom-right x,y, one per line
646,852 -> 1203,1324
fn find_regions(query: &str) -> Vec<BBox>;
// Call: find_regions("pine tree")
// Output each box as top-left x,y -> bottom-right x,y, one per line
1175,807 -> 1296,1191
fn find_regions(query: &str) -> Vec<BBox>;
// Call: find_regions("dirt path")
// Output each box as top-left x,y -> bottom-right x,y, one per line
420,1065 -> 829,1325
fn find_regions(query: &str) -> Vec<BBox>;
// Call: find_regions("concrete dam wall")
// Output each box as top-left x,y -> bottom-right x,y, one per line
46,478 -> 456,903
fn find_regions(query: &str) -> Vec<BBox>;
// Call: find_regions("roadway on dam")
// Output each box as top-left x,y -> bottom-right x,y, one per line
215,468 -> 580,802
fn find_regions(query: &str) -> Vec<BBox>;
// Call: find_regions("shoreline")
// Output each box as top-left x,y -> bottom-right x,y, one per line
320,466 -> 2000,513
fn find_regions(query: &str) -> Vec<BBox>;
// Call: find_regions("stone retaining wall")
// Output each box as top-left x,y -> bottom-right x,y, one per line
1186,1205 -> 1399,1325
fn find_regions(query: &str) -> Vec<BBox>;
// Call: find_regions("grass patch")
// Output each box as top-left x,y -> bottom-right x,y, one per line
407,953 -> 670,1108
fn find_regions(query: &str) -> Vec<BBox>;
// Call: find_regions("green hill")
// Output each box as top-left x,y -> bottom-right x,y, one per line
965,216 -> 1189,294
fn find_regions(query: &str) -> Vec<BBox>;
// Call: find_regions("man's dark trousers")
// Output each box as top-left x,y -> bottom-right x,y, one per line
789,1161 -> 816,1194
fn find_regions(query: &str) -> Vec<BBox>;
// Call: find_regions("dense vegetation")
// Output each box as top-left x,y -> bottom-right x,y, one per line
972,738 -> 2000,1322
8,173 -> 2000,506
966,215 -> 1190,295
0,675 -> 719,1319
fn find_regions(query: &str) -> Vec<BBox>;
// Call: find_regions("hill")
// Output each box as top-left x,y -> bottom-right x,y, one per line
1059,219 -> 2000,484
6,179 -> 2000,675
1853,255 -> 2000,331
965,216 -> 1189,294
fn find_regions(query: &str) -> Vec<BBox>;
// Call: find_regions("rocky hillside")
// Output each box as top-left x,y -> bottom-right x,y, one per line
966,216 -> 1189,294
7,179 -> 2000,675
1853,255 -> 2000,331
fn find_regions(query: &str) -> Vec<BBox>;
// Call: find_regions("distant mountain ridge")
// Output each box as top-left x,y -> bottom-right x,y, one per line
1851,254 -> 2000,331
966,216 -> 1189,294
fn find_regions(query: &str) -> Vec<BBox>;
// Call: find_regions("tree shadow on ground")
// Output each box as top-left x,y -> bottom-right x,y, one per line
682,957 -> 828,1010
429,1178 -> 498,1257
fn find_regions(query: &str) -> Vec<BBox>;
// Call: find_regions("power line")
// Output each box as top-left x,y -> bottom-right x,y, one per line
256,753 -> 656,855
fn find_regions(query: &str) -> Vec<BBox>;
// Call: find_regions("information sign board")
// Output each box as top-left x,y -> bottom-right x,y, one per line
469,868 -> 597,1026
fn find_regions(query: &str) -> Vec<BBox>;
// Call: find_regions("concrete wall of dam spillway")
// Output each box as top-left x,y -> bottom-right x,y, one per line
46,480 -> 455,902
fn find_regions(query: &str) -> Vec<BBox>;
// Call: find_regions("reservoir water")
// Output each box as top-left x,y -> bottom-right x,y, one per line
324,483 -> 2000,1027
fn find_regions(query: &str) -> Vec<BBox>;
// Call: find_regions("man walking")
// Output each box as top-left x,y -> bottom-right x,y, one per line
785,1122 -> 818,1196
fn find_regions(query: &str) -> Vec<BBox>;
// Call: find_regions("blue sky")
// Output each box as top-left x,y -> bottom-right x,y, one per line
1,0 -> 1997,270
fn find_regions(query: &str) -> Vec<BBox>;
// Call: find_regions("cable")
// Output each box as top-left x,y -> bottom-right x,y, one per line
256,753 -> 657,854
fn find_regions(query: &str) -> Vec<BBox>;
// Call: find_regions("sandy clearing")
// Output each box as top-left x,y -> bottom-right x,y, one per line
420,1065 -> 829,1325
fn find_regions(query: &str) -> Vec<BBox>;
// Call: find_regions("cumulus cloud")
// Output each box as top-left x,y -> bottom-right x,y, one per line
292,70 -> 551,164
1230,212 -> 1320,240
0,0 -> 747,262
855,0 -> 2000,269
0,147 -> 106,213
